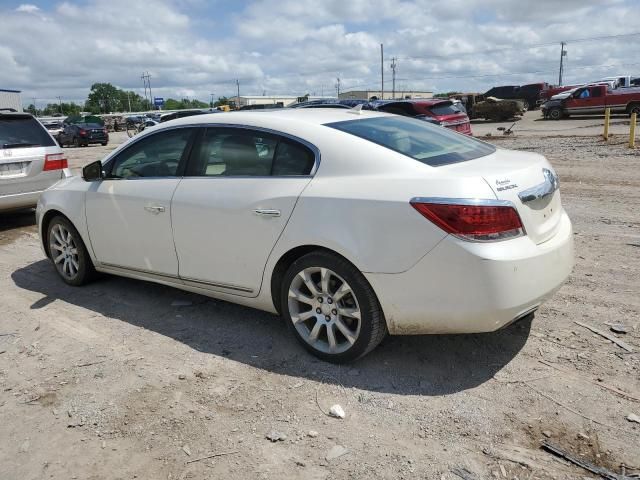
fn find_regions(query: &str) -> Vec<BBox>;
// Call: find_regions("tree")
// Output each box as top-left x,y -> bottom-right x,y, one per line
26,104 -> 37,115
85,83 -> 121,113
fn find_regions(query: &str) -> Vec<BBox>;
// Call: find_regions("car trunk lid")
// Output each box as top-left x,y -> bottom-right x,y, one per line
443,148 -> 563,244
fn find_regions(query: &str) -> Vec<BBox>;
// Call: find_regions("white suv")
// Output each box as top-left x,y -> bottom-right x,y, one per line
1,111 -> 69,211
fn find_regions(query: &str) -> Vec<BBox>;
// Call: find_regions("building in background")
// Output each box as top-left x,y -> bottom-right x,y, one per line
339,90 -> 433,101
230,95 -> 334,108
0,88 -> 23,112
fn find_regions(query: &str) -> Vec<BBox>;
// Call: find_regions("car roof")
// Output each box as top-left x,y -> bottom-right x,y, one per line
164,108 -> 390,129
0,111 -> 35,119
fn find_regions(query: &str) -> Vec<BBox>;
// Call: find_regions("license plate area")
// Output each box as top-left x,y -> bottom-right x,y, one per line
0,161 -> 29,177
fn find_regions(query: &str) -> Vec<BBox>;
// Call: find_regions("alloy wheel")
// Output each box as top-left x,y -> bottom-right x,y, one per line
49,223 -> 80,280
287,267 -> 361,354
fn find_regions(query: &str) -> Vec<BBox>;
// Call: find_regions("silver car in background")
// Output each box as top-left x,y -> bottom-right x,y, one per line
1,111 -> 69,211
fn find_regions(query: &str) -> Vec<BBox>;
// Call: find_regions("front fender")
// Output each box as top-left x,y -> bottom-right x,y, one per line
36,176 -> 93,261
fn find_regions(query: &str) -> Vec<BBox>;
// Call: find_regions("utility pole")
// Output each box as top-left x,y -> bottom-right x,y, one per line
210,93 -> 215,108
127,91 -> 131,112
236,79 -> 240,109
390,57 -> 397,99
335,77 -> 341,97
141,72 -> 153,109
147,72 -> 153,110
380,43 -> 384,100
56,96 -> 63,114
558,42 -> 567,86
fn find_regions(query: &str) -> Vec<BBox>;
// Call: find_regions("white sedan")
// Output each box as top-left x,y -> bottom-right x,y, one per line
36,109 -> 573,362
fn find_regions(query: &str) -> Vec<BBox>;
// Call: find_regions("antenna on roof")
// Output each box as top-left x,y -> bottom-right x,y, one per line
347,104 -> 364,115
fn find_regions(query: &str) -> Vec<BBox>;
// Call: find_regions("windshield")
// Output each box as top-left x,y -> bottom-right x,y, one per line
1,116 -> 56,148
327,115 -> 494,167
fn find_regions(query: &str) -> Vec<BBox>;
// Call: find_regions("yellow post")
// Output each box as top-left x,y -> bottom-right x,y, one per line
630,112 -> 637,149
603,107 -> 610,141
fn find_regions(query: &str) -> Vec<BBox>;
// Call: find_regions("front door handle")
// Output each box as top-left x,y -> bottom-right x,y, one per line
253,209 -> 281,218
144,205 -> 166,214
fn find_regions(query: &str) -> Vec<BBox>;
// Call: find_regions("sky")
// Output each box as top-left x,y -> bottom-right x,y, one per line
0,0 -> 639,108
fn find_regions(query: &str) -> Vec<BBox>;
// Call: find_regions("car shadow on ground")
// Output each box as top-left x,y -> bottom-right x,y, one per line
0,209 -> 36,245
12,259 -> 532,396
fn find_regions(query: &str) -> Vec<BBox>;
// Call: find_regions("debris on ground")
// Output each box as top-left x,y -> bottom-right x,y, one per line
541,440 -> 632,480
626,413 -> 640,424
329,404 -> 345,419
182,445 -> 192,456
266,431 -> 287,442
606,323 -> 629,334
450,466 -> 478,479
325,445 -> 348,461
307,430 -> 319,438
574,320 -> 634,352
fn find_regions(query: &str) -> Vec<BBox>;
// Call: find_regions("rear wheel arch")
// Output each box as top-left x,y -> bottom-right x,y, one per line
627,102 -> 640,115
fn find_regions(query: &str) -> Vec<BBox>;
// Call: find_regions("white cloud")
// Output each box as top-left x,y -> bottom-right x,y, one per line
15,4 -> 41,13
0,0 -> 638,107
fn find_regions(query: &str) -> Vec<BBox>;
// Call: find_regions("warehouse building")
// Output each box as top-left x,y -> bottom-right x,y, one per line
339,90 -> 433,101
0,88 -> 23,112
230,95 -> 333,108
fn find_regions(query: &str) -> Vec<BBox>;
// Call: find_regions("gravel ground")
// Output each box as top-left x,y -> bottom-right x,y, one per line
0,132 -> 639,480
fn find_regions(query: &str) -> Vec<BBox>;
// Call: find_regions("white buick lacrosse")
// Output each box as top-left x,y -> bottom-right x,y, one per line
37,109 -> 573,362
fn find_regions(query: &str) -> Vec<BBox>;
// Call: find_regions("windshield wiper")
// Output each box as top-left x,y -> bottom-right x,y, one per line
2,143 -> 41,149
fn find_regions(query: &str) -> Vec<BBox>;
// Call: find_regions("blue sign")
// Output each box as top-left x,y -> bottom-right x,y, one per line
153,97 -> 164,107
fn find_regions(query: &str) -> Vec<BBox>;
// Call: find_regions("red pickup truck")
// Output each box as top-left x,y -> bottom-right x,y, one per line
541,84 -> 640,119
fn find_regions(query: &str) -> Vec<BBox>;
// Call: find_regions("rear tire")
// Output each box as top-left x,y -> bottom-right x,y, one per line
72,137 -> 80,147
47,216 -> 96,286
101,142 -> 107,146
281,250 -> 387,363
628,103 -> 640,117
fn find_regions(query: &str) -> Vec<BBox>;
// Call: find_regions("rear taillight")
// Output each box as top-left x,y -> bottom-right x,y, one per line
411,199 -> 525,242
43,153 -> 68,171
79,129 -> 87,136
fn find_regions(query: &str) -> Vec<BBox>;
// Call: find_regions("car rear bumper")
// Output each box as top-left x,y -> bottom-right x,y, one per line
0,190 -> 43,211
365,211 -> 573,335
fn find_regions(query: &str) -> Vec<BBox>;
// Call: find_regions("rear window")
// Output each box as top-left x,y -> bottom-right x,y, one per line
327,116 -> 494,167
1,116 -> 55,148
427,101 -> 464,116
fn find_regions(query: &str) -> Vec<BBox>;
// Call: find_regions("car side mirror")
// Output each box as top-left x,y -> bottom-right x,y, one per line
82,160 -> 104,182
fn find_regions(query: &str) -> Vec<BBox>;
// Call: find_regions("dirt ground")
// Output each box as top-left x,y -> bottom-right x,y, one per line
1,129 -> 639,480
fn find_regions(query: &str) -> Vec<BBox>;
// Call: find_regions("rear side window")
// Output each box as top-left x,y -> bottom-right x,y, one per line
327,116 -> 495,167
188,128 -> 315,176
1,116 -> 55,148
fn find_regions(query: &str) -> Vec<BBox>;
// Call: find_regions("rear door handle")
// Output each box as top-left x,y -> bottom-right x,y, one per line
144,205 -> 166,214
253,209 -> 281,218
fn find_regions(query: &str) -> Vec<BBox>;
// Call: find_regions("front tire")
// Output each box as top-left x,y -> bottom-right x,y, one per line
281,251 -> 387,363
548,107 -> 563,120
47,216 -> 96,286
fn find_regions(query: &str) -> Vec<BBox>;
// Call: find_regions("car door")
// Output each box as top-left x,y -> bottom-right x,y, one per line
564,86 -> 602,114
85,127 -> 196,276
171,126 -> 317,296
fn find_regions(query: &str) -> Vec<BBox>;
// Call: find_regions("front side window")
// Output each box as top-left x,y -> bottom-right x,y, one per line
189,128 -> 315,176
327,115 -> 495,167
109,128 -> 193,178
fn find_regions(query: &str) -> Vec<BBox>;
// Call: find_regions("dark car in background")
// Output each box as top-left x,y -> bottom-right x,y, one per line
58,115 -> 108,147
374,99 -> 472,135
159,110 -> 208,123
484,83 -> 550,110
